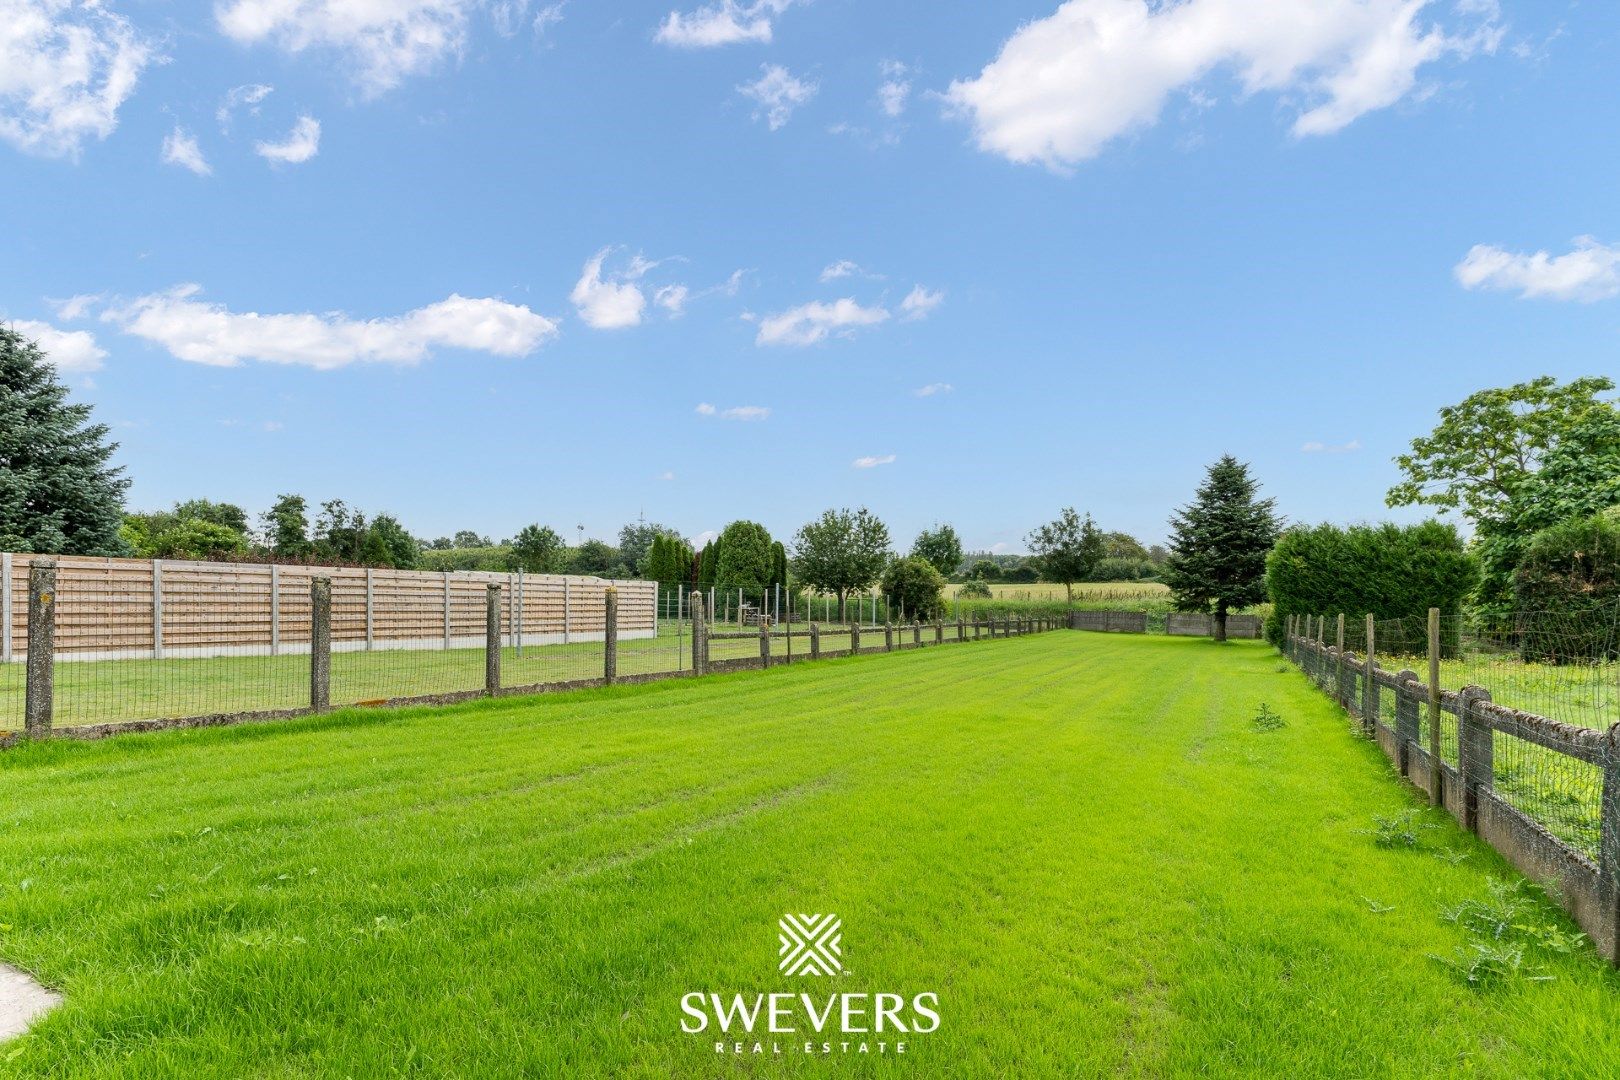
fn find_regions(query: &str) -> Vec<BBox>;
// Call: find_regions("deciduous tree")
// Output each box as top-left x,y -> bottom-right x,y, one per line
791,507 -> 891,620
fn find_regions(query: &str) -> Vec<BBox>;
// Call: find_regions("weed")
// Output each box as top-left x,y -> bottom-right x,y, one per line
1251,702 -> 1286,732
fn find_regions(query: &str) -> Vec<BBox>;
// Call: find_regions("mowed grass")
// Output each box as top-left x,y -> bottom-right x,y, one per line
2,635 -> 1619,1077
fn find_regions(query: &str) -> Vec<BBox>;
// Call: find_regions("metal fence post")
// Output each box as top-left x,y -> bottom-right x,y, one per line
152,558 -> 164,660
810,621 -> 821,660
604,586 -> 618,684
485,584 -> 501,695
1457,686 -> 1493,835
310,577 -> 331,713
365,567 -> 374,652
1427,607 -> 1442,806
691,591 -> 708,676
2,551 -> 12,664
24,560 -> 55,738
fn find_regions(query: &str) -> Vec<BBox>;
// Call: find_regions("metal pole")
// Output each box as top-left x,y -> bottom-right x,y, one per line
152,558 -> 164,660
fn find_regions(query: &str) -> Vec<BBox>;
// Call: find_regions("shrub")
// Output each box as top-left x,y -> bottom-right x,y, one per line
1264,521 -> 1476,652
957,579 -> 993,600
880,556 -> 946,620
1511,509 -> 1620,662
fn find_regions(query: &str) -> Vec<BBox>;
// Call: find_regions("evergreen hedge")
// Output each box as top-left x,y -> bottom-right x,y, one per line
1264,521 -> 1475,653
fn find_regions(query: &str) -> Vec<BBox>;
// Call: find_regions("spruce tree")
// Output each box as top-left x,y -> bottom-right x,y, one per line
1163,455 -> 1280,641
0,326 -> 128,555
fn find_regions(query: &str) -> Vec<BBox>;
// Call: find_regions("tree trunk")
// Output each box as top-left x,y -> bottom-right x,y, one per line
1214,606 -> 1228,643
1065,581 -> 1074,605
837,590 -> 847,622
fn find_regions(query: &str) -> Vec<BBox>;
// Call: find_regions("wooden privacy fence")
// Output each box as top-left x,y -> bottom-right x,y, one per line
1284,613 -> 1620,965
0,553 -> 654,662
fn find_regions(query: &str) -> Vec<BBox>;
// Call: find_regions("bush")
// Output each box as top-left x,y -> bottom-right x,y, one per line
880,557 -> 947,620
1264,521 -> 1476,652
957,579 -> 993,600
1512,509 -> 1620,661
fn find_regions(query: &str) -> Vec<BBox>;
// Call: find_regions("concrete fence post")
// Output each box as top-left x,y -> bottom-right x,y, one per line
913,621 -> 921,648
604,586 -> 618,684
1600,731 -> 1620,965
935,619 -> 943,645
958,613 -> 966,641
690,591 -> 708,676
810,622 -> 821,660
758,620 -> 770,666
1394,669 -> 1420,778
485,584 -> 502,695
848,622 -> 860,652
1427,607 -> 1442,806
24,560 -> 55,738
1457,686 -> 1493,835
884,622 -> 894,652
310,577 -> 331,713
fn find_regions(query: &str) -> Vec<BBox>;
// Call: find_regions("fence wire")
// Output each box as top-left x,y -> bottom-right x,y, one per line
1288,606 -> 1618,864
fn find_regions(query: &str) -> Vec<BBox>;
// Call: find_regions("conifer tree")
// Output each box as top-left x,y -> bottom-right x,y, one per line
1163,456 -> 1280,641
0,326 -> 128,554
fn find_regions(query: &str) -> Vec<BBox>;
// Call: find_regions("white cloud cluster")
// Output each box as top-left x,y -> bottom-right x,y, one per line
255,116 -> 322,164
655,0 -> 794,48
820,260 -> 879,282
0,0 -> 156,158
755,298 -> 888,347
1454,237 -> 1620,302
945,0 -> 1501,170
914,382 -> 953,397
900,285 -> 943,320
695,402 -> 770,420
852,454 -> 895,469
162,127 -> 211,176
216,0 -> 472,96
102,285 -> 557,369
7,318 -> 106,372
738,64 -> 816,130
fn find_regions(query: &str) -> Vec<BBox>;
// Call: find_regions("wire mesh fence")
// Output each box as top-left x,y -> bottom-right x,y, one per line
1283,607 -> 1620,959
3,564 -> 1053,738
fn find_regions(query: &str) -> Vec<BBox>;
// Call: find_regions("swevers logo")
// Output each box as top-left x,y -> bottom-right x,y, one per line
779,913 -> 841,975
680,914 -> 938,1057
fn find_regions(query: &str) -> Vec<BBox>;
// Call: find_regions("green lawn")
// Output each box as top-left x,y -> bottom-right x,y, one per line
1,634 -> 1617,1077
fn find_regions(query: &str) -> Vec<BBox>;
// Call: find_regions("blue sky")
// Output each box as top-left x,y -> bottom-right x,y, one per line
3,0 -> 1616,554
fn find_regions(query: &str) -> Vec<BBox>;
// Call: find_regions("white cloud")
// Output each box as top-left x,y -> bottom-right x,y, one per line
50,293 -> 100,321
658,470 -> 676,481
878,60 -> 910,118
261,420 -> 284,432
756,298 -> 888,346
695,401 -> 769,420
654,284 -> 689,316
571,248 -> 648,329
533,2 -> 565,36
1300,439 -> 1362,453
0,0 -> 156,158
255,116 -> 321,164
162,127 -> 211,176
738,63 -> 816,130
914,382 -> 953,397
946,0 -> 1501,171
694,529 -> 718,547
900,284 -> 943,321
102,285 -> 558,369
852,454 -> 896,469
7,318 -> 106,371
820,260 -> 875,282
216,83 -> 273,130
216,0 -> 472,96
1454,237 -> 1620,302
655,0 -> 793,48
